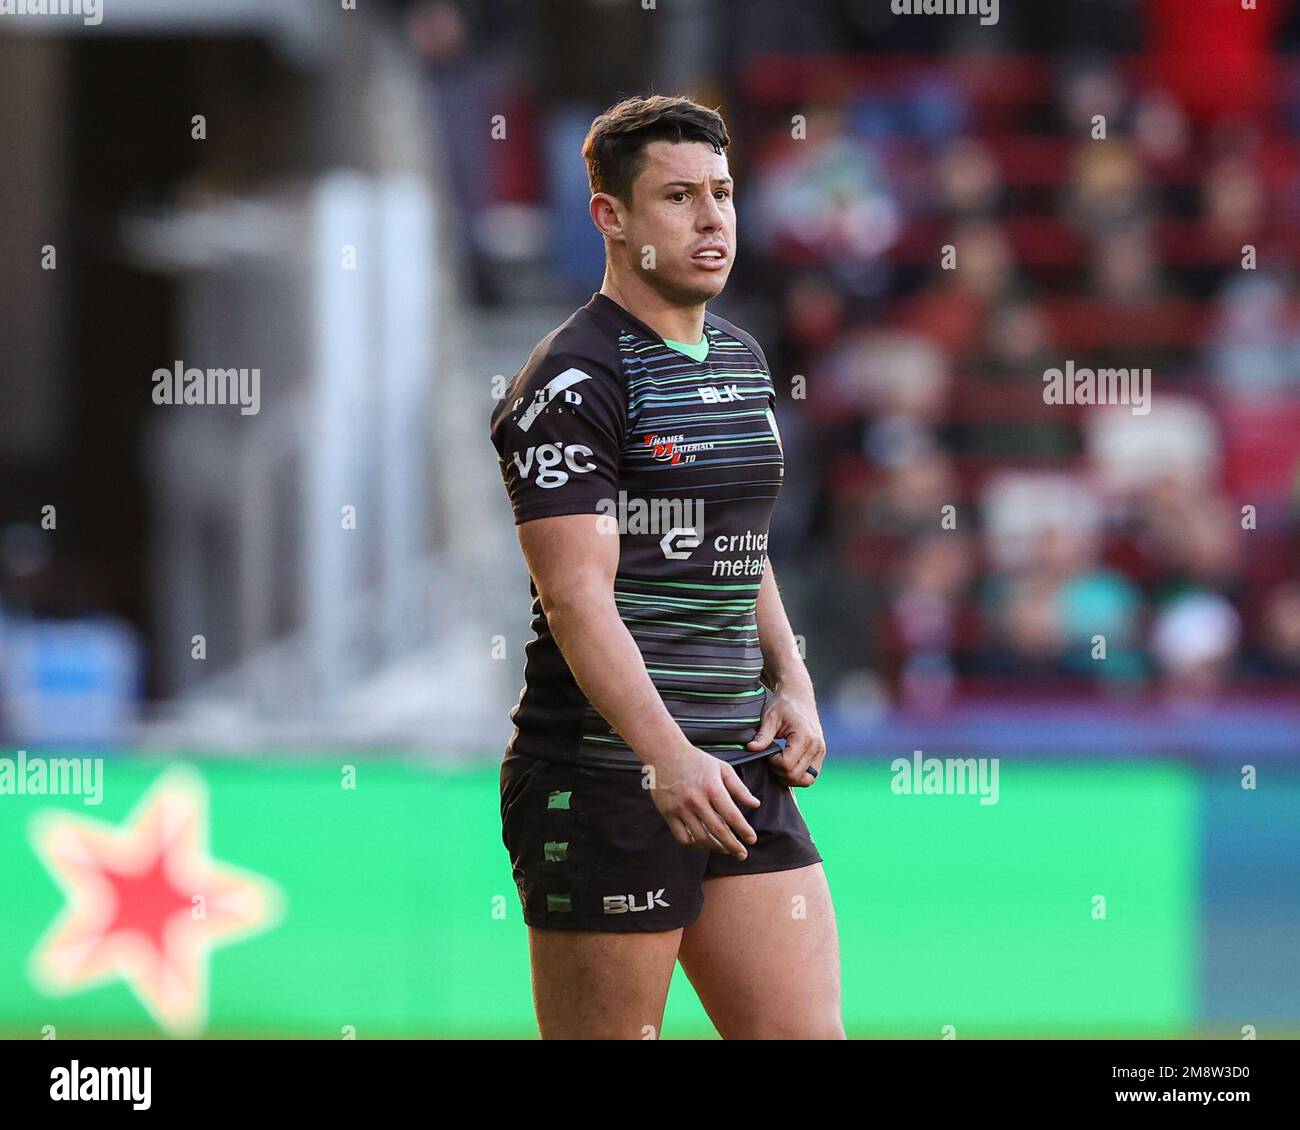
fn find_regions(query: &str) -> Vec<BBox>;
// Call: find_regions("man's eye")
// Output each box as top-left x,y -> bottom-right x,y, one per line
670,192 -> 687,202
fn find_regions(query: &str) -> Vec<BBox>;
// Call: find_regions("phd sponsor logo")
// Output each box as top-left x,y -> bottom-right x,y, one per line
603,890 -> 670,914
510,443 -> 596,488
513,367 -> 591,432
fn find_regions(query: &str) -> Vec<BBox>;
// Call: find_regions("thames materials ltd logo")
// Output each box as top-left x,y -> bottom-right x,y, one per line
644,432 -> 716,466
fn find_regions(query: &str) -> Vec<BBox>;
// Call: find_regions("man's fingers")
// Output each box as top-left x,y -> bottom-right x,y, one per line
774,738 -> 806,769
711,789 -> 758,846
668,816 -> 695,847
766,747 -> 796,776
684,815 -> 727,853
745,712 -> 779,750
781,731 -> 816,773
722,764 -> 762,809
768,743 -> 823,787
695,805 -> 747,857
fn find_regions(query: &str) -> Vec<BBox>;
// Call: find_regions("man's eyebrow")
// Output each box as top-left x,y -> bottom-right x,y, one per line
660,177 -> 734,189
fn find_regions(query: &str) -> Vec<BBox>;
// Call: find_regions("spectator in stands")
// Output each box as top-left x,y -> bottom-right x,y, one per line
934,139 -> 1004,219
1150,590 -> 1243,708
1244,581 -> 1300,682
749,105 -> 901,293
898,218 -> 1021,361
887,530 -> 976,712
1204,268 -> 1300,398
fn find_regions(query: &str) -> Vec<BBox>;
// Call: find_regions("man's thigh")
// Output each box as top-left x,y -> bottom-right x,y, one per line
528,926 -> 683,1039
679,759 -> 841,1038
678,861 -> 843,1039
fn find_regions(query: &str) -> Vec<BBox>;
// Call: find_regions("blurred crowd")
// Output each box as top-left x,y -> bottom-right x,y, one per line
746,53 -> 1300,714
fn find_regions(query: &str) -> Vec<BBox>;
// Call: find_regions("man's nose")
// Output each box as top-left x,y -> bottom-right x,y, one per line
698,195 -> 724,228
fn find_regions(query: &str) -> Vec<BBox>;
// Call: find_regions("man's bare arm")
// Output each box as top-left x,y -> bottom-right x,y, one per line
756,559 -> 815,695
746,559 -> 827,786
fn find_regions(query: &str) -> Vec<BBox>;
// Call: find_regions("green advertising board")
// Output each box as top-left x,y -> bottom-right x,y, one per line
0,757 -> 1197,1038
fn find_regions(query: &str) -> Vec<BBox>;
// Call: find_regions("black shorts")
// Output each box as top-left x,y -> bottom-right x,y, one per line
499,749 -> 824,932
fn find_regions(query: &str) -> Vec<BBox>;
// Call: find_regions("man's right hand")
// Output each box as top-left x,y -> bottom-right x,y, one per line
642,744 -> 761,859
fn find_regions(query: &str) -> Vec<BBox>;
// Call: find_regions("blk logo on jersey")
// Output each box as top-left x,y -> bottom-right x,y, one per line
699,384 -> 743,403
602,890 -> 670,914
513,367 -> 592,432
510,443 -> 596,488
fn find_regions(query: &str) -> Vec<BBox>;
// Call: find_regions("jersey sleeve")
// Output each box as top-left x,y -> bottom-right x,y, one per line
489,352 -> 627,525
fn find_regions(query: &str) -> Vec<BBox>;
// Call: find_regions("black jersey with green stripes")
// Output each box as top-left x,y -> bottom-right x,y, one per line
489,291 -> 784,770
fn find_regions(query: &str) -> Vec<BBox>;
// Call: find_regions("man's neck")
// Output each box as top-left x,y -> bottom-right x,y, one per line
600,274 -> 706,344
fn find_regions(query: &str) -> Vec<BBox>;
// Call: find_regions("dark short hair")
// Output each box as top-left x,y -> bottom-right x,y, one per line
582,95 -> 731,208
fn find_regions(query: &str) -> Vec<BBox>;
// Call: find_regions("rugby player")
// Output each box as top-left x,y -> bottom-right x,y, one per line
489,95 -> 842,1039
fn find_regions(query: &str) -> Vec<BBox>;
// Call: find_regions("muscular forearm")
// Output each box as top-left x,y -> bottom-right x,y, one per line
757,561 -> 814,693
545,592 -> 690,765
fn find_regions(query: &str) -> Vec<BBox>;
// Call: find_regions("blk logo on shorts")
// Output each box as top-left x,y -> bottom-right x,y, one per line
602,890 -> 670,914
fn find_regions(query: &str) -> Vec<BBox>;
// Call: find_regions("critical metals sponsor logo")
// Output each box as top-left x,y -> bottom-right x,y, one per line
711,529 -> 769,577
643,432 -> 715,466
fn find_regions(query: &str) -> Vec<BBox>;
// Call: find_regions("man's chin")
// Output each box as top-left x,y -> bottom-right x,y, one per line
640,266 -> 730,308
671,274 -> 729,306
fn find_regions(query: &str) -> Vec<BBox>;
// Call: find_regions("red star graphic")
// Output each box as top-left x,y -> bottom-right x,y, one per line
27,765 -> 284,1036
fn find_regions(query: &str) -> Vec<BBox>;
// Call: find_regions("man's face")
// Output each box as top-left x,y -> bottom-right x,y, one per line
615,139 -> 736,306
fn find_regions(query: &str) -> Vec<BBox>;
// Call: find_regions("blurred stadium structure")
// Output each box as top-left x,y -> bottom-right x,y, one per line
1,0 -> 1298,1038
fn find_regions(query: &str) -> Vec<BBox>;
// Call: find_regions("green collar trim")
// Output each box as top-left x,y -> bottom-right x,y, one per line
661,333 -> 709,363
